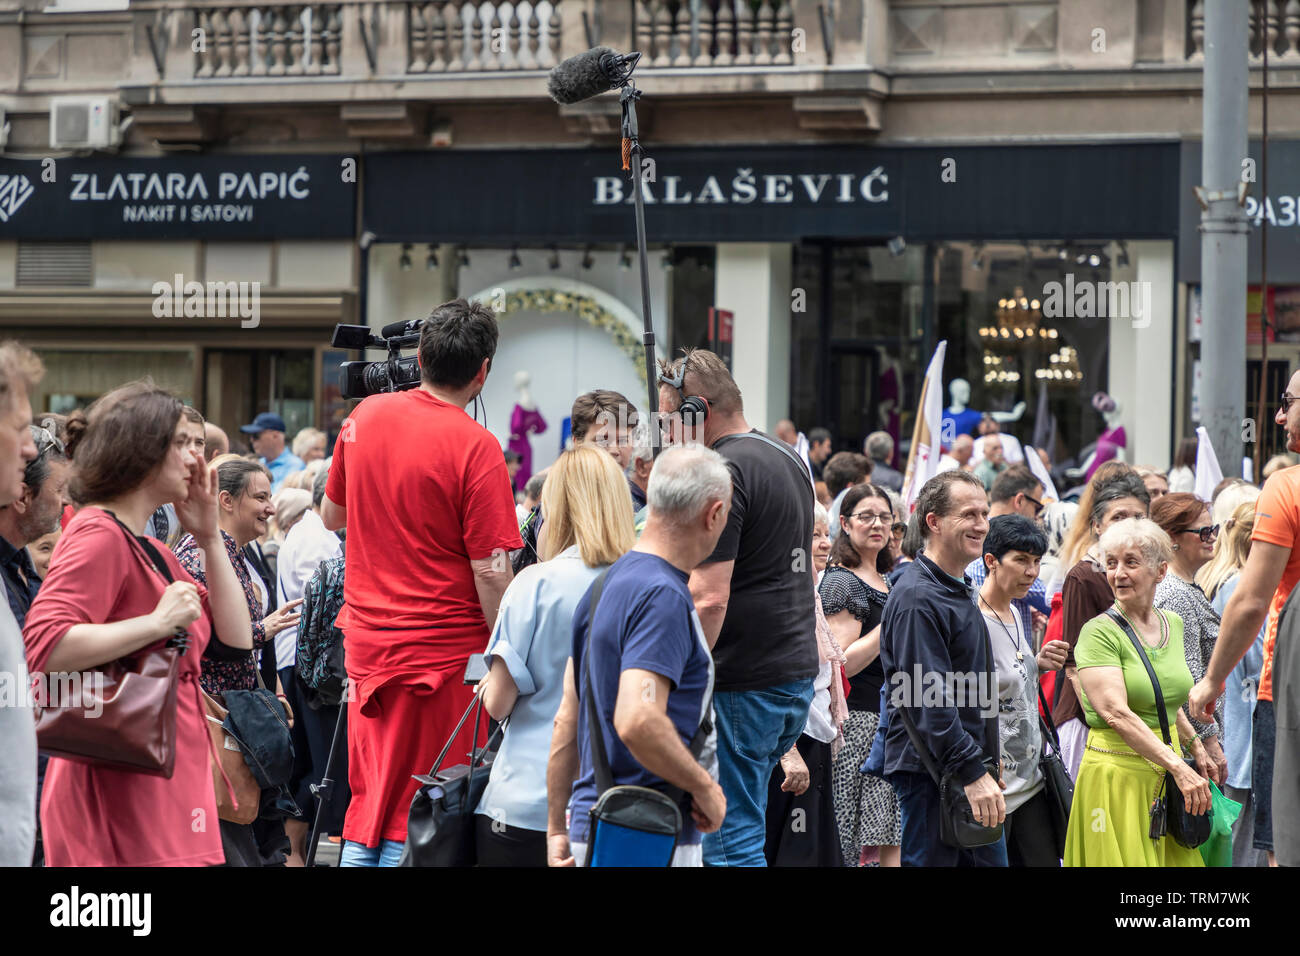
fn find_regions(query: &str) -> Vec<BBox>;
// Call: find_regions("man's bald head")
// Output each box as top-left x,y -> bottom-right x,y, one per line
205,422 -> 230,461
775,419 -> 798,446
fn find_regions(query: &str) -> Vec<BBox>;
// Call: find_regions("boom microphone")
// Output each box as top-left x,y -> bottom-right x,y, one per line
379,318 -> 423,338
547,47 -> 642,105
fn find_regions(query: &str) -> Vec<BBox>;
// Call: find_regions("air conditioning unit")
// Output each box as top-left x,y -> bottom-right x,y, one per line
49,96 -> 121,150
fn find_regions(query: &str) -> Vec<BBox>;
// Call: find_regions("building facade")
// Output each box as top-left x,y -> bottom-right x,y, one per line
1,0 -> 1296,473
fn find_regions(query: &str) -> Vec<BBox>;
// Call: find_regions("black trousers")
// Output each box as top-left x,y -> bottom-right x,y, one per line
280,665 -> 350,836
474,815 -> 548,867
1004,787 -> 1061,867
764,734 -> 841,867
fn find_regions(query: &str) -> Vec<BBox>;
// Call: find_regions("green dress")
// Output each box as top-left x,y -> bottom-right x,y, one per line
1063,609 -> 1206,867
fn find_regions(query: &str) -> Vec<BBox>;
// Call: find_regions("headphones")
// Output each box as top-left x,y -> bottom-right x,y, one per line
657,352 -> 711,428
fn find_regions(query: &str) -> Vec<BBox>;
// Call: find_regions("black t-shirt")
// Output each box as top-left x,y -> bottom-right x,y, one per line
706,430 -> 818,692
817,566 -> 888,712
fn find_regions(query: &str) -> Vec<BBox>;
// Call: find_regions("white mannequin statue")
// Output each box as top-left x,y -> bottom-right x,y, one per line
514,370 -> 536,411
943,378 -> 1027,450
946,378 -> 1027,424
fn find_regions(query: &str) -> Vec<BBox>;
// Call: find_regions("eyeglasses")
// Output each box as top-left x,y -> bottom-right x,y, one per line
891,522 -> 907,536
1178,524 -> 1219,544
1283,392 -> 1299,414
1023,494 -> 1045,517
30,424 -> 64,459
850,511 -> 893,526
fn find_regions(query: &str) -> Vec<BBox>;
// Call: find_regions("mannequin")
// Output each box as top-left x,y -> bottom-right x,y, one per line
942,378 -> 1027,442
1070,392 -> 1126,482
508,370 -> 547,490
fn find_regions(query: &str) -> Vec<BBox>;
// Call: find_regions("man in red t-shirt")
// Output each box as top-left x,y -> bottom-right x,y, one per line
1191,365 -> 1300,866
322,298 -> 521,866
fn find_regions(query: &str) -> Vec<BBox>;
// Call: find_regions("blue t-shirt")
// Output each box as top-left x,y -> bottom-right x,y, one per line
568,551 -> 715,846
942,407 -> 984,441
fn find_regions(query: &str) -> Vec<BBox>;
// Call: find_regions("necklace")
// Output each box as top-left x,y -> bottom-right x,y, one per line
1114,601 -> 1168,649
979,592 -> 1023,661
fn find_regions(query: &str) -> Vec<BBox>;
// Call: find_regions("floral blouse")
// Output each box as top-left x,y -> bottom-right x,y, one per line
1153,572 -> 1222,740
174,530 -> 268,695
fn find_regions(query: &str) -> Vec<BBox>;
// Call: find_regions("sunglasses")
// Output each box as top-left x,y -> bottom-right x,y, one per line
31,424 -> 64,459
1023,494 -> 1045,517
1178,524 -> 1219,544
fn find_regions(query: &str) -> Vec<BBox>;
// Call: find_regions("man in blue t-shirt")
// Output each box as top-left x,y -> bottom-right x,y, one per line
546,445 -> 732,867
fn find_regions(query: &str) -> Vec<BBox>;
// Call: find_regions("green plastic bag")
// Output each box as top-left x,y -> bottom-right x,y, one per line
1198,781 -> 1242,867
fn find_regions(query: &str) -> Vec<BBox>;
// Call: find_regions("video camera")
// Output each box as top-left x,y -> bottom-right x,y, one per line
331,319 -> 424,400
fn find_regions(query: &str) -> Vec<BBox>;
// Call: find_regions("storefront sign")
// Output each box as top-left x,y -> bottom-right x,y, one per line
1179,140 -> 1300,284
0,155 -> 356,239
366,143 -> 1178,244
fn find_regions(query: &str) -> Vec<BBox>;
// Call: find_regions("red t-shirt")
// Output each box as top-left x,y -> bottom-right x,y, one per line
325,388 -> 522,678
23,507 -> 223,867
1251,467 -> 1300,703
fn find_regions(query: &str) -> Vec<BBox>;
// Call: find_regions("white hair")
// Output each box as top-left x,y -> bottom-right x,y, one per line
1097,516 -> 1172,570
1212,481 -> 1260,528
627,420 -> 654,471
813,501 -> 830,531
647,444 -> 732,524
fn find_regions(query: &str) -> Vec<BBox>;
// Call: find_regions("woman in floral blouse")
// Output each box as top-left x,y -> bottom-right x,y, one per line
1150,493 -> 1227,786
174,456 -> 303,865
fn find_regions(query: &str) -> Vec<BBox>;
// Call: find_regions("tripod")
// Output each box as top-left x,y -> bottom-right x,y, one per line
305,679 -> 349,867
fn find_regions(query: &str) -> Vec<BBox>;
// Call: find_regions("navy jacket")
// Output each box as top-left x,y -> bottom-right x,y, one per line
880,554 -> 999,786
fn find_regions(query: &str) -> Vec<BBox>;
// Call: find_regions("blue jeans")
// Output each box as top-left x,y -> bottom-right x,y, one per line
889,770 -> 1008,867
703,678 -> 814,867
339,839 -> 405,867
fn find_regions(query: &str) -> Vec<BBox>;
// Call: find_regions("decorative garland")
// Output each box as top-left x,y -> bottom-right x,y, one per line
487,288 -> 649,388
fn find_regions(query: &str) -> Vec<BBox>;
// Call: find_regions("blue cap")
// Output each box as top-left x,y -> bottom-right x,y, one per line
239,412 -> 287,435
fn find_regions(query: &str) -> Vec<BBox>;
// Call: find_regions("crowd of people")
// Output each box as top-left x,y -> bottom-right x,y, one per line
0,303 -> 1297,868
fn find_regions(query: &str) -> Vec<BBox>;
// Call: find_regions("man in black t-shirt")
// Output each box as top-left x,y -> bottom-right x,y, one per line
657,349 -> 817,867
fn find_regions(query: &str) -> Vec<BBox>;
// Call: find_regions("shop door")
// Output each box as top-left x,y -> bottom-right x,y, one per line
205,348 -> 315,452
827,346 -> 880,453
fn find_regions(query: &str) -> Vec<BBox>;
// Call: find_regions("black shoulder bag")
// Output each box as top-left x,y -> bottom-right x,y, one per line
1103,608 -> 1212,850
582,569 -> 713,867
1037,684 -> 1074,856
893,620 -> 1004,849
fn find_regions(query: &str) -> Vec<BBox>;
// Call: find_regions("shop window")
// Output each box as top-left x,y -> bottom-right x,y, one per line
30,348 -> 195,415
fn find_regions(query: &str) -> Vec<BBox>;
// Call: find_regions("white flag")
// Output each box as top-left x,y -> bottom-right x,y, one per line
1193,426 -> 1224,503
901,341 -> 948,510
1023,445 -> 1060,502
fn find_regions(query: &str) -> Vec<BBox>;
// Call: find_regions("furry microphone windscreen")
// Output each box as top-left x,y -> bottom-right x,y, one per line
548,46 -> 617,105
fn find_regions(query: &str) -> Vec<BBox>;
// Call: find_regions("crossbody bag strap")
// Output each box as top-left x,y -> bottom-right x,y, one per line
894,706 -> 946,788
1104,608 -> 1173,748
978,611 -> 1000,777
581,569 -> 615,795
104,510 -> 175,583
1038,684 -> 1063,755
722,431 -> 815,492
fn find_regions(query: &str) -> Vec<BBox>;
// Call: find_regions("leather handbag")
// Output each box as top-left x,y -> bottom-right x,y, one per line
1105,608 -> 1213,850
1037,684 -> 1074,856
893,619 -> 1004,849
398,693 -> 501,867
203,691 -> 261,824
32,512 -> 190,777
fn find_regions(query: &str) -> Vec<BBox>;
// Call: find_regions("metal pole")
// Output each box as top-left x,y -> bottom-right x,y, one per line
622,83 -> 662,457
1199,2 -> 1249,480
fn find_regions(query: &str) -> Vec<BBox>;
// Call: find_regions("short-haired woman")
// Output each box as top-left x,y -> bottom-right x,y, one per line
765,501 -> 848,866
23,382 -> 254,866
1135,467 -> 1169,502
1197,499 -> 1270,866
820,482 -> 901,867
292,427 -> 327,466
1065,518 -> 1212,866
1150,493 -> 1228,785
977,515 -> 1070,866
475,444 -> 635,866
1052,470 -> 1151,779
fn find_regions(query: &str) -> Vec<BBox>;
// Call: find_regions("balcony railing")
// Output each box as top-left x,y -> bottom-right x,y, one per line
192,5 -> 344,76
404,1 -> 562,73
1187,0 -> 1300,61
634,0 -> 796,69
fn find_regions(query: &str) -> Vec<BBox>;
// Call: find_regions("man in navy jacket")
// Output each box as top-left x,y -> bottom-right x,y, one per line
880,470 -> 1007,866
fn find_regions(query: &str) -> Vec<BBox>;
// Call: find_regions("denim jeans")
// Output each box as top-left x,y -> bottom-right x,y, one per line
889,770 -> 1008,867
703,678 -> 814,867
339,838 -> 405,867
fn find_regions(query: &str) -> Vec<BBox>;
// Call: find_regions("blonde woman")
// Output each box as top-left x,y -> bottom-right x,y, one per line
1065,518 -> 1213,867
1197,499 -> 1269,866
474,444 -> 636,866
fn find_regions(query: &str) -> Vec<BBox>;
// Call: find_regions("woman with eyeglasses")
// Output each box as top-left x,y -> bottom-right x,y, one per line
819,482 -> 901,867
1150,493 -> 1228,787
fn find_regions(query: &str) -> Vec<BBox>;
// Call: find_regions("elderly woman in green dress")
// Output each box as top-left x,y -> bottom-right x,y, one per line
1064,517 -> 1214,866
